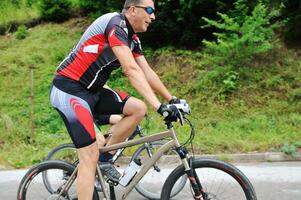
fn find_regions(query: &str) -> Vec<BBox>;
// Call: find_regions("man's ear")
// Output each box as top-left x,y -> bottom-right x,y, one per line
128,6 -> 137,16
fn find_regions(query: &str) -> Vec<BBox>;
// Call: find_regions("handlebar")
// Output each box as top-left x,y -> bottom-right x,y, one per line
164,101 -> 195,147
169,99 -> 191,115
164,100 -> 191,128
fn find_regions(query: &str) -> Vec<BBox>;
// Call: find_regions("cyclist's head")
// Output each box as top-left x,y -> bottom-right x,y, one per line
123,0 -> 155,33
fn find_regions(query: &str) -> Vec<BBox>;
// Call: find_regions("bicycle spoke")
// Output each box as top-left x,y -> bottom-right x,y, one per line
182,168 -> 248,199
161,159 -> 255,200
20,167 -> 77,200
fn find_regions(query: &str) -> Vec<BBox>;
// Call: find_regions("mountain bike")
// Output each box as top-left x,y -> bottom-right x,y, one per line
17,102 -> 257,200
42,125 -> 186,200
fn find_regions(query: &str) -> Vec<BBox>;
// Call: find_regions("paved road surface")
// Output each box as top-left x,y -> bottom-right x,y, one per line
1,161 -> 301,199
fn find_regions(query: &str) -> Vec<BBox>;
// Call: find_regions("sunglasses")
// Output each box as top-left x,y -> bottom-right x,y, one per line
134,5 -> 155,14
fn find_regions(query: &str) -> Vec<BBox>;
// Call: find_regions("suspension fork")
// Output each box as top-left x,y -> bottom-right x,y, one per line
192,166 -> 208,200
176,147 -> 208,200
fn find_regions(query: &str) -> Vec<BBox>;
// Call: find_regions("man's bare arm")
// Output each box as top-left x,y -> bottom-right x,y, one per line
135,56 -> 172,102
111,45 -> 161,110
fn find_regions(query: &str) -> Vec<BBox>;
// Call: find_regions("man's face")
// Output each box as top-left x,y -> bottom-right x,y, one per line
131,0 -> 155,33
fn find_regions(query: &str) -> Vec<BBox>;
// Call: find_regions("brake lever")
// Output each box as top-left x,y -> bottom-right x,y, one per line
167,104 -> 185,126
178,111 -> 184,126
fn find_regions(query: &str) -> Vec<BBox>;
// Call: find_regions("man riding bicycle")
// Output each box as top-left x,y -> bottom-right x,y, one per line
50,0 -> 183,199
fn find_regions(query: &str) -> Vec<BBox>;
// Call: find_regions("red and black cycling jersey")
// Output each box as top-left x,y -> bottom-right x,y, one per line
56,12 -> 143,91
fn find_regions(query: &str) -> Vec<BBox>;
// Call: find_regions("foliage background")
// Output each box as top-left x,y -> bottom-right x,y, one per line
2,0 -> 300,47
0,0 -> 300,167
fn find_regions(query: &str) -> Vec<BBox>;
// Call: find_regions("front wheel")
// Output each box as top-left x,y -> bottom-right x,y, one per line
161,158 -> 257,200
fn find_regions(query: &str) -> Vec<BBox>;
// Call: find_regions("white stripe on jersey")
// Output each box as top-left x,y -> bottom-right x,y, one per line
87,59 -> 117,89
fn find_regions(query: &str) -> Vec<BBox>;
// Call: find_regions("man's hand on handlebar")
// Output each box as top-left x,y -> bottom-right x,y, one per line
157,96 -> 191,125
169,96 -> 191,115
157,104 -> 183,123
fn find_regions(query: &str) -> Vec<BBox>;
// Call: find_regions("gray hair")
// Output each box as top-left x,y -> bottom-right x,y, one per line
123,0 -> 154,10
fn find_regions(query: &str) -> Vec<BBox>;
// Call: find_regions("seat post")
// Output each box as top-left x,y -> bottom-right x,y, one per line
109,183 -> 116,200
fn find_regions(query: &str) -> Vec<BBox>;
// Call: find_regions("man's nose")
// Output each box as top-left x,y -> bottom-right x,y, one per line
150,13 -> 155,21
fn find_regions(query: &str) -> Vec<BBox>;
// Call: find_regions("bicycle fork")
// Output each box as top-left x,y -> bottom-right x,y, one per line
176,147 -> 208,200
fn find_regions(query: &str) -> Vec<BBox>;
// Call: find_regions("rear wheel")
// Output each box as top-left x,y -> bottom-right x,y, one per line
17,160 -> 99,200
43,143 -> 78,193
161,158 -> 257,200
45,143 -> 77,163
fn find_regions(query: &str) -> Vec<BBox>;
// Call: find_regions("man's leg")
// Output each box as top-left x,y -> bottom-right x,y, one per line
50,81 -> 107,199
108,114 -> 123,135
109,114 -> 123,124
106,97 -> 147,147
97,97 -> 146,182
77,142 -> 99,200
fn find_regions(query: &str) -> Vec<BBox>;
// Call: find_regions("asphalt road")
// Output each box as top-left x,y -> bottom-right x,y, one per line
1,161 -> 301,200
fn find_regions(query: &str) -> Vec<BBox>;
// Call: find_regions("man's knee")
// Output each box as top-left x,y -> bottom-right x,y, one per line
135,100 -> 147,117
78,143 -> 99,165
124,98 -> 147,118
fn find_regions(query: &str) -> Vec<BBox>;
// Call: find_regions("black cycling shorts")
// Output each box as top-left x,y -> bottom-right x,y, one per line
95,115 -> 111,126
50,76 -> 130,148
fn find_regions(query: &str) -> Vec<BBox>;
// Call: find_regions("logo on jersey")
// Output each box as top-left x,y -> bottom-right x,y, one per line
132,34 -> 142,50
83,44 -> 99,54
123,27 -> 128,34
109,28 -> 116,38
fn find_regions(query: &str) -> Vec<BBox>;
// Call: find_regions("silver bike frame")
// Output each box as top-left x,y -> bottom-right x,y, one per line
98,128 -> 190,200
56,128 -> 191,200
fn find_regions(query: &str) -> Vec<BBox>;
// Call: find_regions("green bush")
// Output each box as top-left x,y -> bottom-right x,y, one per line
15,25 -> 28,40
202,0 -> 280,68
38,0 -> 71,22
277,0 -> 301,45
281,143 -> 297,156
43,0 -> 298,48
221,71 -> 239,94
76,0 -> 122,18
69,0 -> 235,48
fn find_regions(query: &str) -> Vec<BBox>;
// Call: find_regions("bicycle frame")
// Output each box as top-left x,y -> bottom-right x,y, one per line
99,129 -> 182,200
57,127 -> 190,200
111,126 -> 143,162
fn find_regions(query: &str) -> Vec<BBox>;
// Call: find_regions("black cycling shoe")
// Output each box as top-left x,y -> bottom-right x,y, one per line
99,162 -> 121,183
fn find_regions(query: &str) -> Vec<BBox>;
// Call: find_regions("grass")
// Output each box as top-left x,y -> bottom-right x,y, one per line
149,47 -> 301,155
0,1 -> 39,29
0,18 -> 88,168
0,18 -> 300,168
